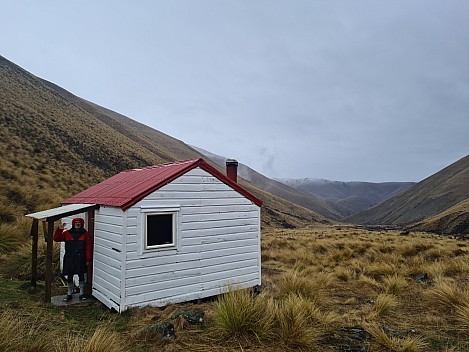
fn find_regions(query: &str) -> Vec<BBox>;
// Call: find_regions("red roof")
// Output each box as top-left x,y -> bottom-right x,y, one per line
62,158 -> 262,210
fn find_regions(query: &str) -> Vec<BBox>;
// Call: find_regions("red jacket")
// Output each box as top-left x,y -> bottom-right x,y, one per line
53,228 -> 92,262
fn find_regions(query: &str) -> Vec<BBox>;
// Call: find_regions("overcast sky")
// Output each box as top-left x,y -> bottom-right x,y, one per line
2,1 -> 468,182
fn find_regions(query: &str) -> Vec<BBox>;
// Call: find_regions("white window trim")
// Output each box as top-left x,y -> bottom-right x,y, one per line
139,206 -> 181,256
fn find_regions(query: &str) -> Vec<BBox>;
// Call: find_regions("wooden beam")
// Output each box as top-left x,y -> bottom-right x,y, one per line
30,219 -> 39,287
86,210 -> 95,295
45,221 -> 54,303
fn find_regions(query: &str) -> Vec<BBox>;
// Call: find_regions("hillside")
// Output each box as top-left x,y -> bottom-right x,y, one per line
409,198 -> 469,235
0,54 -> 324,228
276,178 -> 415,217
346,155 -> 469,226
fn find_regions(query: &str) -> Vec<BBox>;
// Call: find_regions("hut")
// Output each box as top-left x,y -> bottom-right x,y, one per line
27,158 -> 262,312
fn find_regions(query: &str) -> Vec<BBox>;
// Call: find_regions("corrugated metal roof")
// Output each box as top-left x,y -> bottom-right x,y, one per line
25,203 -> 99,221
62,158 -> 262,210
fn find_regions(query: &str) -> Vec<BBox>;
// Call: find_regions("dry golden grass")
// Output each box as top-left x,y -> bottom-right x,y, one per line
0,223 -> 22,254
0,309 -> 49,352
369,293 -> 399,318
1,224 -> 468,351
260,226 -> 469,350
274,294 -> 322,349
383,274 -> 408,295
366,323 -> 428,352
212,287 -> 274,340
425,280 -> 469,311
54,328 -> 128,352
455,303 -> 469,333
2,239 -> 61,278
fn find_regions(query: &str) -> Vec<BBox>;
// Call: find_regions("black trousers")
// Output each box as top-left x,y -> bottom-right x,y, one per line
66,273 -> 85,283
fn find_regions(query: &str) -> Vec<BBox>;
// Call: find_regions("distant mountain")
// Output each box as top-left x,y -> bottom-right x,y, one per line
0,54 -> 324,229
191,146 -> 340,220
277,178 -> 415,217
346,155 -> 469,227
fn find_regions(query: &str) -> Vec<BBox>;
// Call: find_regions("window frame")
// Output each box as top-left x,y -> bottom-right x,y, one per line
140,206 -> 180,253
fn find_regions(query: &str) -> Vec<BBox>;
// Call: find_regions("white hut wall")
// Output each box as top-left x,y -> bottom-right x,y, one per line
92,205 -> 125,311
123,167 -> 261,309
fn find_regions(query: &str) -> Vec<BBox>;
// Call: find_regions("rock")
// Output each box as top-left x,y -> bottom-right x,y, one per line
322,326 -> 371,351
171,309 -> 204,325
415,273 -> 428,282
141,321 -> 175,340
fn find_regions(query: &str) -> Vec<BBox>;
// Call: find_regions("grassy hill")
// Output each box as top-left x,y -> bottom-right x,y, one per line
345,155 -> 469,227
409,198 -> 469,235
0,54 -> 325,233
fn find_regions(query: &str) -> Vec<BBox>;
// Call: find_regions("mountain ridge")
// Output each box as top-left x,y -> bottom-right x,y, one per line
277,178 -> 415,217
346,154 -> 469,227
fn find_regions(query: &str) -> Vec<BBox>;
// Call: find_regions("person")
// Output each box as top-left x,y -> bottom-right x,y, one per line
53,218 -> 92,302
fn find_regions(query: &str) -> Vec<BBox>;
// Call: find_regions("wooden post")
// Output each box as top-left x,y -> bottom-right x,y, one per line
42,221 -> 47,242
30,219 -> 39,287
45,221 -> 54,303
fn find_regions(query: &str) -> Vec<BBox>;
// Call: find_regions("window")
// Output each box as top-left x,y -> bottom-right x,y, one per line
145,212 -> 176,249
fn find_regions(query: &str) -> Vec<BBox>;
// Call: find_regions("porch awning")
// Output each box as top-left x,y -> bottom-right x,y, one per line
25,203 -> 99,222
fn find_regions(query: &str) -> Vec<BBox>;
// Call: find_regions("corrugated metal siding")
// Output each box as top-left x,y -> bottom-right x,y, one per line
63,159 -> 199,209
123,167 -> 261,309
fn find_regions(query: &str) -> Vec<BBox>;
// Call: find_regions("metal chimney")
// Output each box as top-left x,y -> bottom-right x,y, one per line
226,159 -> 238,183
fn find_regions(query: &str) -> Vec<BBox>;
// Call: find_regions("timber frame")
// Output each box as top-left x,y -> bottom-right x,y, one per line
25,204 -> 99,303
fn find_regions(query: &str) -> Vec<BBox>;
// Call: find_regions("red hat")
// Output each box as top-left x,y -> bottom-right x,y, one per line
72,218 -> 85,227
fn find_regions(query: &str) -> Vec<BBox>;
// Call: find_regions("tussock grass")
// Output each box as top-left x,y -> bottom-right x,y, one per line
335,266 -> 356,281
425,280 -> 469,311
277,269 -> 333,303
1,225 -> 468,351
0,309 -> 49,352
366,324 -> 428,352
383,274 -> 408,295
54,328 -> 127,352
359,274 -> 381,290
0,223 -> 22,253
370,293 -> 399,318
455,303 -> 469,332
274,294 -> 321,349
2,240 -> 61,278
364,261 -> 399,280
212,288 -> 274,339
